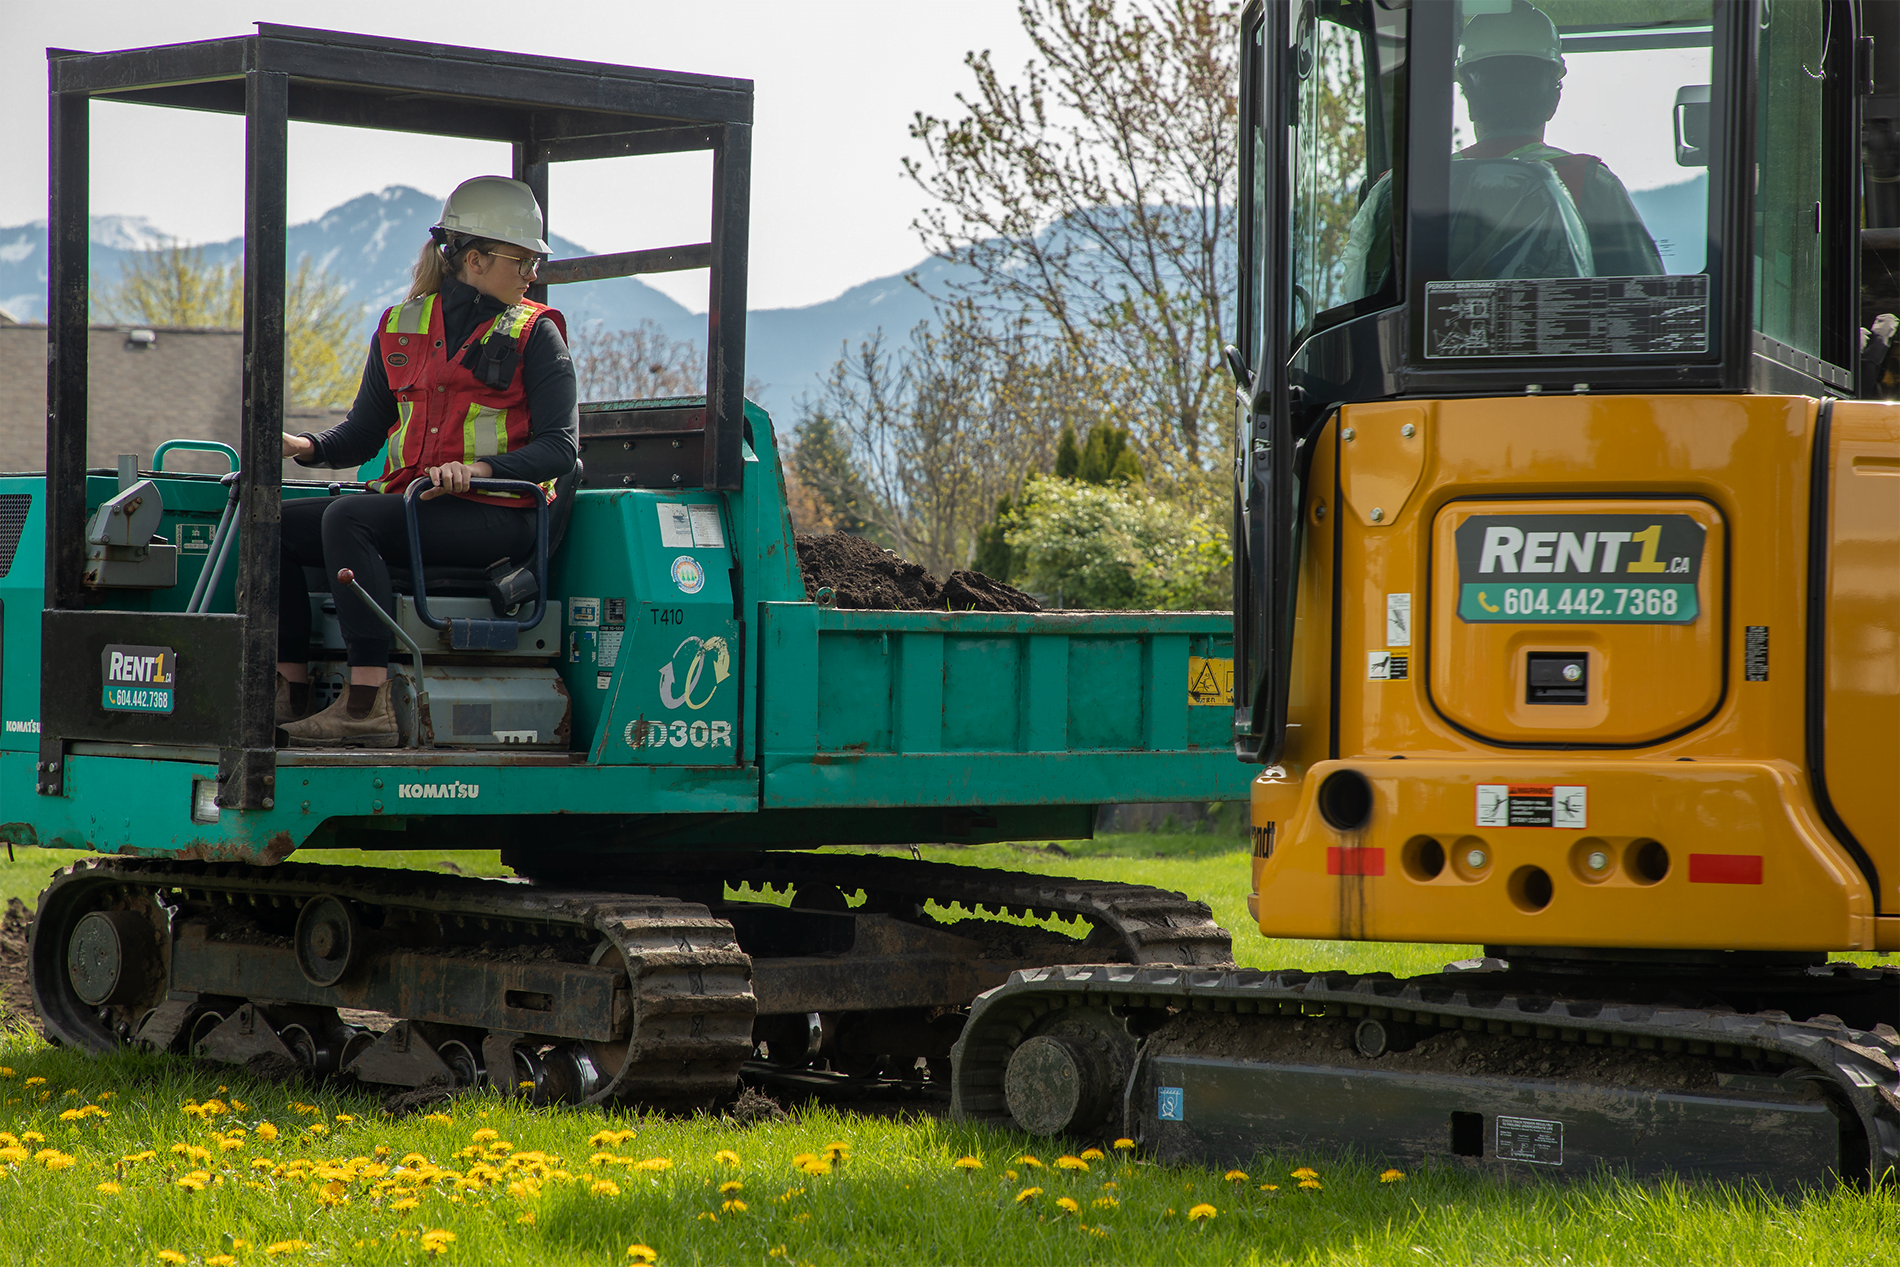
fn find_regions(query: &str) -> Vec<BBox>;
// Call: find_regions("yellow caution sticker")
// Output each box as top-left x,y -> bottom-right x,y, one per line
1187,656 -> 1234,707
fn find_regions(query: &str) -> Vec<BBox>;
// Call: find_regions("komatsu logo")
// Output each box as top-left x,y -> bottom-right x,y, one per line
4,720 -> 39,734
397,782 -> 481,800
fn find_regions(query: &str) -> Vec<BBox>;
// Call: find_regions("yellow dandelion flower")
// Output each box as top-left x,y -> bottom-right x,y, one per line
255,1122 -> 278,1141
1291,1167 -> 1318,1179
1112,1138 -> 1136,1150
1079,1148 -> 1105,1161
718,1180 -> 743,1194
0,1146 -> 31,1164
798,1158 -> 831,1176
1299,1178 -> 1322,1190
721,1199 -> 747,1213
1093,1195 -> 1119,1209
1187,1203 -> 1217,1221
1016,1154 -> 1044,1169
1055,1155 -> 1089,1172
1380,1168 -> 1406,1183
952,1155 -> 982,1170
1015,1187 -> 1043,1203
124,1150 -> 156,1163
21,1132 -> 44,1143
305,1124 -> 327,1136
1259,1183 -> 1279,1192
228,1099 -> 244,1111
24,1077 -> 45,1087
96,1181 -> 122,1195
714,1148 -> 741,1166
470,1128 -> 498,1143
335,1114 -> 354,1124
516,1212 -> 536,1225
1224,1169 -> 1249,1182
421,1229 -> 455,1255
392,1197 -> 421,1212
0,1067 -> 11,1077
1056,1196 -> 1080,1213
769,1248 -> 787,1260
157,1252 -> 188,1265
791,1152 -> 817,1167
1003,1169 -> 1018,1182
207,1257 -> 238,1266
218,1138 -> 244,1152
626,1245 -> 658,1263
592,1179 -> 622,1197
696,1212 -> 717,1223
633,1157 -> 673,1172
425,1113 -> 454,1125
35,1149 -> 76,1170
264,1240 -> 312,1256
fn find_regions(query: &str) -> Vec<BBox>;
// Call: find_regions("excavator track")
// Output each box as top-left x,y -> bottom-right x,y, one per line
952,961 -> 1900,1191
29,852 -> 1231,1106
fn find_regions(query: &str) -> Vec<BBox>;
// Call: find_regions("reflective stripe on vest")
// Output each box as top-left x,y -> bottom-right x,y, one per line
463,403 -> 510,462
385,294 -> 437,336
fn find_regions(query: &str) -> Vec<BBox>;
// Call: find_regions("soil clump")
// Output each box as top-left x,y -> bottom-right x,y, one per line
794,534 -> 1040,613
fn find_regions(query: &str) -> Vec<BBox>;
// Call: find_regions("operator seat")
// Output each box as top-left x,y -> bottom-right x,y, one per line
385,458 -> 584,606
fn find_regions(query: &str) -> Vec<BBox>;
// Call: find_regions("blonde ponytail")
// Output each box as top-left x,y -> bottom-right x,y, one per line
406,240 -> 447,300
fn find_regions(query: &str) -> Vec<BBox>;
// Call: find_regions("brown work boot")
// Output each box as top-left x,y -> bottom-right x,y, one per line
275,673 -> 313,726
281,681 -> 400,749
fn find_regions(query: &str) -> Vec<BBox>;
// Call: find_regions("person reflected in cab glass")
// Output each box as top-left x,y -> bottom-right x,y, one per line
275,176 -> 579,748
1453,1 -> 1663,277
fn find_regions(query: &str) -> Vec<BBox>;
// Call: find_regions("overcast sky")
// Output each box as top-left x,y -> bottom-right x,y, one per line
3,1 -> 1034,311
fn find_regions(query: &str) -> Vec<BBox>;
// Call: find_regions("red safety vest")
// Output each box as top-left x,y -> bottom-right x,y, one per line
368,292 -> 567,507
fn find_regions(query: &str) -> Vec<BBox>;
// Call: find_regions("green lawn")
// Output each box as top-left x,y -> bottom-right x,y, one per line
0,839 -> 1894,1265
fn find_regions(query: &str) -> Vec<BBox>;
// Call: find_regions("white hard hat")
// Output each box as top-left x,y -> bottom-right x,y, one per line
435,176 -> 551,255
1458,3 -> 1566,75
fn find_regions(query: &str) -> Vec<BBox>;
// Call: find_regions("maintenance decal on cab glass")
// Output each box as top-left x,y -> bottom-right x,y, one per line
1453,514 -> 1704,623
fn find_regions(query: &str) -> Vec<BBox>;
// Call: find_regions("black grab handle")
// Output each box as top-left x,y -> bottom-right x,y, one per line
401,476 -> 550,634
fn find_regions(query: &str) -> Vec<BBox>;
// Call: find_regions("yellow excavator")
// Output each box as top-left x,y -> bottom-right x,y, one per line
952,0 -> 1900,1190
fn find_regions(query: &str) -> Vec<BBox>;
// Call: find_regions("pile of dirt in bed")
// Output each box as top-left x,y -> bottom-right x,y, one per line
794,533 -> 1041,613
0,897 -> 39,1032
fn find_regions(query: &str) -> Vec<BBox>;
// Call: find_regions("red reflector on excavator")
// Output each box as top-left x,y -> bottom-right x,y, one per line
1688,854 -> 1763,884
1327,847 -> 1386,876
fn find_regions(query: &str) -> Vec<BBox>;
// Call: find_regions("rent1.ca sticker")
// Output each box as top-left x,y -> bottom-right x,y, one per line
101,644 -> 177,714
1453,514 -> 1703,624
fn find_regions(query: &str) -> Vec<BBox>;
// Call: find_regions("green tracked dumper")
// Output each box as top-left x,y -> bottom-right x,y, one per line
1,26 -> 1249,1108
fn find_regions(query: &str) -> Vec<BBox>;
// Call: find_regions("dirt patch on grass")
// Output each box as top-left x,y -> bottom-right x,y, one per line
794,534 -> 1040,613
0,897 -> 38,1033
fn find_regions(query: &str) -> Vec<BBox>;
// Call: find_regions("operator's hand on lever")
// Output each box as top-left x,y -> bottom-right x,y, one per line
282,432 -> 315,460
421,460 -> 494,500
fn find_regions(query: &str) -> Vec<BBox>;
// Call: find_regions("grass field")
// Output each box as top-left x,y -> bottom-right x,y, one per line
0,838 -> 1894,1266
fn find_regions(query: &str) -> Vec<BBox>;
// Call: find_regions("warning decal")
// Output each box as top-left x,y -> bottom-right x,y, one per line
1187,656 -> 1234,706
1496,1115 -> 1564,1166
1476,784 -> 1586,829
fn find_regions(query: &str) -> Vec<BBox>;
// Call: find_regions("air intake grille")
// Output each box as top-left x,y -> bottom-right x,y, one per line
0,494 -> 30,579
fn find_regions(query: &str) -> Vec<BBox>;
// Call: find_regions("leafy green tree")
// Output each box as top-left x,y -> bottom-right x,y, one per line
1077,424 -> 1141,484
1005,475 -> 1229,609
1053,425 -> 1082,479
93,242 -> 364,407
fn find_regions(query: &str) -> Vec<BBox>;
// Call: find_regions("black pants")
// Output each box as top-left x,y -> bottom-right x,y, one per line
280,493 -> 536,667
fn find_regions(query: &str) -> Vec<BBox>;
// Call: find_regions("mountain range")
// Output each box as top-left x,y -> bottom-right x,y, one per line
0,185 -> 957,416
0,175 -> 1708,417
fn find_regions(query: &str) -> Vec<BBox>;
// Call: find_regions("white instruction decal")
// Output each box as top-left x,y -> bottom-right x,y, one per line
688,504 -> 725,548
598,628 -> 623,670
569,597 -> 600,628
1477,784 -> 1587,828
1496,1115 -> 1563,1165
1368,651 -> 1409,680
1386,593 -> 1412,647
658,504 -> 694,547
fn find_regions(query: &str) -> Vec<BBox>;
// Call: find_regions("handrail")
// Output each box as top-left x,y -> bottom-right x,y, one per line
152,440 -> 241,473
400,477 -> 550,634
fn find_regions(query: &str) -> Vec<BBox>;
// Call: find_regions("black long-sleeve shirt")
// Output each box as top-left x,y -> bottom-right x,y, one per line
297,275 -> 579,485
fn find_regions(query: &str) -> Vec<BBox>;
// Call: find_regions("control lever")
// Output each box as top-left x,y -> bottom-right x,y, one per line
336,568 -> 432,749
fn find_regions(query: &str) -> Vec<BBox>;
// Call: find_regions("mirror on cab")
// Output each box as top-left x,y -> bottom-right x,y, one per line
1674,84 -> 1710,167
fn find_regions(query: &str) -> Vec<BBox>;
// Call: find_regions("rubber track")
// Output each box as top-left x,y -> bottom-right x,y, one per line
951,962 -> 1900,1181
726,853 -> 1235,967
29,859 -> 756,1107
